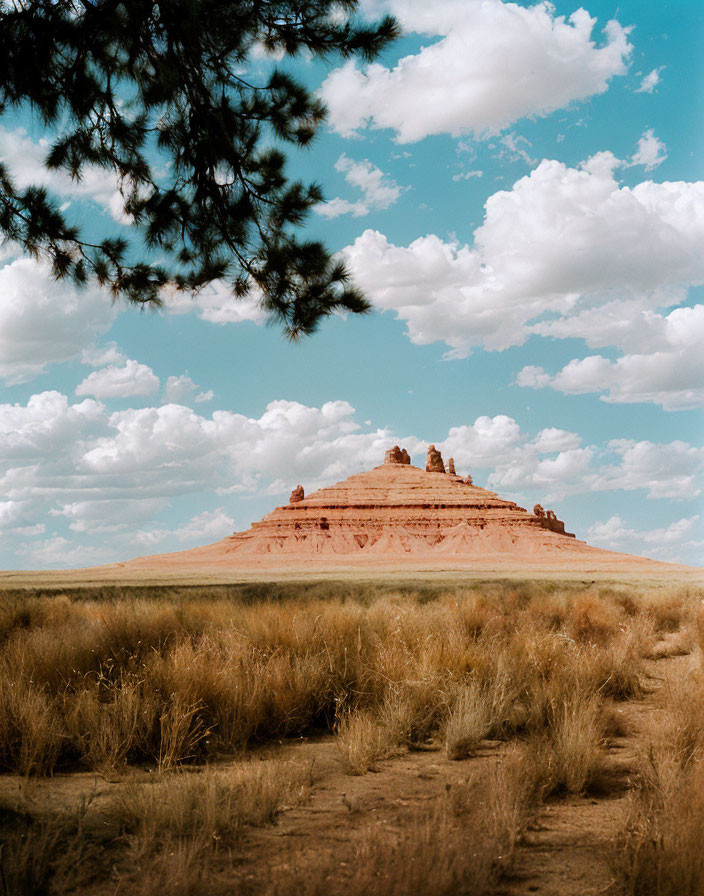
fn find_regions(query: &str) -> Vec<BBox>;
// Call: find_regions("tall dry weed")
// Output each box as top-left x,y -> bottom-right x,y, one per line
116,760 -> 308,853
526,691 -> 604,796
62,675 -> 159,770
0,793 -> 107,895
0,581 -> 680,775
614,753 -> 704,895
0,678 -> 63,775
611,668 -> 704,895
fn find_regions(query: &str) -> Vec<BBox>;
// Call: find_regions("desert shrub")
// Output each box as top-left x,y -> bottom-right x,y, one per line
694,601 -> 704,653
445,590 -> 501,640
0,581 -> 690,775
111,760 -> 311,894
582,631 -> 647,700
566,592 -> 624,645
1,624 -> 103,691
0,593 -> 82,643
642,587 -> 704,635
614,751 -> 704,896
0,794 -> 108,895
659,671 -> 704,767
146,635 -> 262,751
611,668 -> 704,895
0,759 -> 310,896
116,760 -> 309,852
376,676 -> 448,748
649,628 -> 696,658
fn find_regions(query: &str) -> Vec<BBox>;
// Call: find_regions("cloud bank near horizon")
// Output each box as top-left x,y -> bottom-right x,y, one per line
1,391 -> 701,567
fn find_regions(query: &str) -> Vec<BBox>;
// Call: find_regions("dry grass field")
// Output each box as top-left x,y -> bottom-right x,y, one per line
0,578 -> 702,895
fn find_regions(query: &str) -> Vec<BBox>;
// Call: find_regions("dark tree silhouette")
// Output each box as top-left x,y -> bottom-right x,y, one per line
0,1 -> 399,336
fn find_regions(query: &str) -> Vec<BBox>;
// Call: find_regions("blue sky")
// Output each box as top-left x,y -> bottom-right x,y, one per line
1,0 -> 703,568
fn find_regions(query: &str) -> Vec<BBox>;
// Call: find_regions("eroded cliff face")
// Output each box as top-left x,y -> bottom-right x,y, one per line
219,451 -> 577,559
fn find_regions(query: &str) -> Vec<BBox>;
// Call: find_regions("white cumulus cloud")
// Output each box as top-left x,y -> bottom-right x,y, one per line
81,342 -> 128,368
166,279 -> 267,325
636,67 -> 663,93
76,360 -> 160,399
453,170 -> 483,182
344,151 -> 704,407
0,258 -> 117,383
587,514 -> 702,563
0,126 -> 130,223
629,128 -> 667,171
594,439 -> 704,500
317,154 -> 404,218
134,508 -> 237,549
321,1 -> 632,142
517,304 -> 704,410
51,498 -> 169,534
164,374 -> 214,405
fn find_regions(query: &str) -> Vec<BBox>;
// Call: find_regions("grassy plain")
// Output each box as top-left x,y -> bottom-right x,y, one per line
0,576 -> 702,895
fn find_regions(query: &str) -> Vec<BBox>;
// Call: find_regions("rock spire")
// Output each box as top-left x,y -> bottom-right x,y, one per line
384,445 -> 410,465
425,445 -> 445,473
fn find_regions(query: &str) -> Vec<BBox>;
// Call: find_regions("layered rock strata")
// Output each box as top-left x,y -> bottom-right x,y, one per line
214,456 -> 577,560
119,448 -> 694,573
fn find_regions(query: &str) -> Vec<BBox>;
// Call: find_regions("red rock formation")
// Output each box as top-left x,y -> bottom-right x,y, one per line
212,456 -> 582,560
384,445 -> 411,465
119,452 -> 695,574
540,509 -> 572,537
289,485 -> 304,503
447,458 -> 456,475
426,445 -> 445,473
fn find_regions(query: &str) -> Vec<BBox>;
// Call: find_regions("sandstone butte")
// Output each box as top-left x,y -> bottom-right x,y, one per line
117,445 -> 697,577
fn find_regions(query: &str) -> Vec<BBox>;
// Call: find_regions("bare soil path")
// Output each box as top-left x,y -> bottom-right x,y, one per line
233,737 -> 507,893
218,634 -> 700,896
203,636 -> 698,895
1,635 -> 698,896
494,637 -> 701,896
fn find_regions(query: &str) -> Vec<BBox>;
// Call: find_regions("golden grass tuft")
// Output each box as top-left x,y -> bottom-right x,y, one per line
116,759 -> 310,851
335,709 -> 399,774
0,793 -> 108,895
526,691 -> 604,797
611,667 -> 704,895
443,680 -> 492,759
0,758 -> 312,896
0,581 -> 696,778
